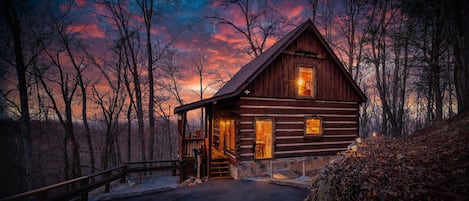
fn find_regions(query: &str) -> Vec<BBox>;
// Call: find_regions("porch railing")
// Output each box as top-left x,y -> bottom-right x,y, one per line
185,130 -> 207,138
183,130 -> 207,158
0,160 -> 178,201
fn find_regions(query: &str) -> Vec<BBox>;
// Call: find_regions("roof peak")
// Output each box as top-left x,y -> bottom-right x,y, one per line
174,19 -> 366,114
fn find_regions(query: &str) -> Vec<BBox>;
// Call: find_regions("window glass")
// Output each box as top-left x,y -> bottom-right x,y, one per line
228,119 -> 235,151
305,117 -> 322,136
220,119 -> 235,151
255,119 -> 273,159
298,67 -> 314,97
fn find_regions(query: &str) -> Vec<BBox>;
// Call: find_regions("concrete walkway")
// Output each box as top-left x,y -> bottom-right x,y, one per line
111,179 -> 308,201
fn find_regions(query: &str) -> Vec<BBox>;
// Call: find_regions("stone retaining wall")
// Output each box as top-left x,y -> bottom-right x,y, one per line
231,155 -> 337,179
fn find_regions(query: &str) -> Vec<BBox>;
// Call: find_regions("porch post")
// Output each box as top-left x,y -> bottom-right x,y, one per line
207,106 -> 213,178
177,111 -> 187,182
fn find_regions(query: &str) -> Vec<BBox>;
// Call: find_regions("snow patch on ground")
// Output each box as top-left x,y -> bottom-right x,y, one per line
89,174 -> 178,201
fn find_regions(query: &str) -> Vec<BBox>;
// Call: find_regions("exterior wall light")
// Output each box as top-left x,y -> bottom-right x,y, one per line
355,137 -> 362,144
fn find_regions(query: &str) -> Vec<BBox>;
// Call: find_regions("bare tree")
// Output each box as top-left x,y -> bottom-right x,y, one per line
137,0 -> 157,161
365,0 -> 412,137
191,52 -> 208,130
137,0 -> 182,160
457,1 -> 469,114
35,51 -> 81,179
333,0 -> 368,81
154,48 -> 188,160
404,0 -> 455,122
443,0 -> 467,114
60,24 -> 95,174
160,48 -> 184,105
308,0 -> 319,22
33,3 -> 107,178
1,0 -> 35,190
89,53 -> 126,169
155,95 -> 174,160
210,0 -> 289,58
187,51 -> 224,130
312,0 -> 337,41
103,0 -> 146,161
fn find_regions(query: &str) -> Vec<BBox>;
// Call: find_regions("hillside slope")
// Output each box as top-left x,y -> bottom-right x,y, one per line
305,114 -> 469,201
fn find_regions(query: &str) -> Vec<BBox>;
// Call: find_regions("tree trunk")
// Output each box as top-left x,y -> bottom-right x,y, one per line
67,45 -> 95,174
133,70 -> 145,162
2,0 -> 35,190
127,103 -> 132,162
65,100 -> 81,178
140,0 -> 156,161
454,1 -> 469,114
200,70 -> 204,131
75,73 -> 94,173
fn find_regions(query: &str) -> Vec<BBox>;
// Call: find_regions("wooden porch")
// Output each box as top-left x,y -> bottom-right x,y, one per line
178,128 -> 231,180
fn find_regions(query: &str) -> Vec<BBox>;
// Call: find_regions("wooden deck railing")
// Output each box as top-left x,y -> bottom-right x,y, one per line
0,160 -> 179,201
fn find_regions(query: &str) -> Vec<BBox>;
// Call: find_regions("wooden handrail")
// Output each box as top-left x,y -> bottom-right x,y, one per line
184,137 -> 206,141
88,164 -> 127,178
125,160 -> 178,165
0,160 -> 179,201
0,176 -> 88,200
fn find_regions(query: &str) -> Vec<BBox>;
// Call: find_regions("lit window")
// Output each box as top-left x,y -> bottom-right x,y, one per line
220,119 -> 235,151
305,117 -> 322,136
255,118 -> 273,159
298,67 -> 314,97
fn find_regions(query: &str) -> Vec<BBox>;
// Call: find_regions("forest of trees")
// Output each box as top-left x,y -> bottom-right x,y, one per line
0,0 -> 467,196
310,0 -> 467,137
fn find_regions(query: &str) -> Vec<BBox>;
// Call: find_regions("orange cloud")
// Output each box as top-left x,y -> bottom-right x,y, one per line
289,5 -> 304,18
67,24 -> 105,38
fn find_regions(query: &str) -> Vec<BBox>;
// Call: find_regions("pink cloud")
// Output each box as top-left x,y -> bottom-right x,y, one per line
67,24 -> 105,38
75,0 -> 86,7
151,27 -> 159,35
289,5 -> 304,18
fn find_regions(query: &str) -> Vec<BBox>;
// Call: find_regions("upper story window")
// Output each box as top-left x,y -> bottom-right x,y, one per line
298,66 -> 315,97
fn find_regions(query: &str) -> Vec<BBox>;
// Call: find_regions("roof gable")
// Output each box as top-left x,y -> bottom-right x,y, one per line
212,20 -> 308,98
175,19 -> 366,113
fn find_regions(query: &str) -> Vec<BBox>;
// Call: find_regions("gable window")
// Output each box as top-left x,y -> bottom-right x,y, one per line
255,118 -> 273,159
305,117 -> 322,136
298,66 -> 315,97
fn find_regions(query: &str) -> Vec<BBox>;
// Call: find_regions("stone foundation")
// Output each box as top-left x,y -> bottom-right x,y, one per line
232,156 -> 337,179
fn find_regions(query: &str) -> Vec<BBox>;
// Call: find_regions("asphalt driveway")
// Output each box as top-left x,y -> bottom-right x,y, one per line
113,179 -> 308,201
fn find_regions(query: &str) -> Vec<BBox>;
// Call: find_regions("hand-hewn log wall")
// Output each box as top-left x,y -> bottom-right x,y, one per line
236,97 -> 358,161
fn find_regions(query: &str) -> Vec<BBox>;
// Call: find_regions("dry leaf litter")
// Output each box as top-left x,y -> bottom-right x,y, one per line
305,114 -> 469,201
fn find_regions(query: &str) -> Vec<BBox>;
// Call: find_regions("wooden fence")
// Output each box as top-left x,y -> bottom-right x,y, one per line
0,160 -> 178,201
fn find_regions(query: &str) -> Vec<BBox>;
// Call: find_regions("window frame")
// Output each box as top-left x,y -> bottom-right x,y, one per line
296,65 -> 317,99
304,116 -> 323,138
254,117 -> 275,160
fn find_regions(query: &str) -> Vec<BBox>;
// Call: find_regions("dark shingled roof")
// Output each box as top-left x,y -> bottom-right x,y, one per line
175,19 -> 366,114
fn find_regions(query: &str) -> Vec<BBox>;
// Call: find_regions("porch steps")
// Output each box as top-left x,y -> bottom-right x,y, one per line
210,158 -> 232,179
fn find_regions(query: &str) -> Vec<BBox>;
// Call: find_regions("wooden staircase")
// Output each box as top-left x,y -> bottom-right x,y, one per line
210,158 -> 232,179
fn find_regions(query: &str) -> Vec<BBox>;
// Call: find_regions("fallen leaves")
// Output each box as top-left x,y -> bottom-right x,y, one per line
305,114 -> 469,201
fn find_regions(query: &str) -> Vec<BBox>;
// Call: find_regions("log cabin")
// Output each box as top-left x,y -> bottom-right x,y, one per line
174,19 -> 366,180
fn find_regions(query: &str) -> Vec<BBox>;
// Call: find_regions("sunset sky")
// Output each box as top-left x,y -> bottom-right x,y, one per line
60,0 -> 313,103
